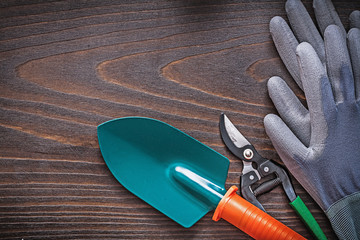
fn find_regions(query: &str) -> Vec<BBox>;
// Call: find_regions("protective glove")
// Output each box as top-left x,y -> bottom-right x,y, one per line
269,0 -> 359,92
264,0 -> 360,239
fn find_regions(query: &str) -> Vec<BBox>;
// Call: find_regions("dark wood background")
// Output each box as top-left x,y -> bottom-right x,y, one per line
1,0 -> 359,239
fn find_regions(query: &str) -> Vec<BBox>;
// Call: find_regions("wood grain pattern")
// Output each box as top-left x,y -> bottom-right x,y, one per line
1,0 -> 358,239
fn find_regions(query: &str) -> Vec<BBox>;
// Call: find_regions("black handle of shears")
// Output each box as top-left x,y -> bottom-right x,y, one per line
253,177 -> 282,197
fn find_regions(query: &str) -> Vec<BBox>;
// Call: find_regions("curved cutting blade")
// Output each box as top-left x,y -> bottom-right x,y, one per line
219,114 -> 253,160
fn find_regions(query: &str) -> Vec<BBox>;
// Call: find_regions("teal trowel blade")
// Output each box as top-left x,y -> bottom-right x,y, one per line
97,117 -> 229,227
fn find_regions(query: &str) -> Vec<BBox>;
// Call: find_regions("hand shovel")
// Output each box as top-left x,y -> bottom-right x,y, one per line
97,117 -> 305,240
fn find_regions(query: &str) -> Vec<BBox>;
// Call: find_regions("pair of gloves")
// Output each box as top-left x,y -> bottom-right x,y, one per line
264,0 -> 360,239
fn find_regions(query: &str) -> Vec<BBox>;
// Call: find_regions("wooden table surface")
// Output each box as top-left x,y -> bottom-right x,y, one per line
1,0 -> 359,239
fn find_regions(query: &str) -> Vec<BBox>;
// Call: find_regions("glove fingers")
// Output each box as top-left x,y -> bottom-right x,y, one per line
264,114 -> 308,165
349,10 -> 360,29
296,42 -> 336,146
325,25 -> 355,103
269,16 -> 302,89
267,76 -> 311,146
264,114 -> 323,209
313,0 -> 346,37
347,28 -> 360,101
285,0 -> 325,64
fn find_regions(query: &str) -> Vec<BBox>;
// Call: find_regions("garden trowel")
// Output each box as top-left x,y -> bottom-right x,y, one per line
97,117 -> 305,240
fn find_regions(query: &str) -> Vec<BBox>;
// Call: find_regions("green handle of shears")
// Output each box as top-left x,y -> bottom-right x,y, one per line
289,196 -> 327,240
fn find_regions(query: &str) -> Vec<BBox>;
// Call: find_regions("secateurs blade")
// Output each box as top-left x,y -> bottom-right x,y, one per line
219,113 -> 327,240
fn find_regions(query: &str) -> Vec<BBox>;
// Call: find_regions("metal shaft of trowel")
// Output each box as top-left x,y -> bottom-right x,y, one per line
171,165 -> 227,208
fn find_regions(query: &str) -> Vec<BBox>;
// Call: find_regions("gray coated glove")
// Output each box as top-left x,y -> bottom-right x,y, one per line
264,0 -> 360,239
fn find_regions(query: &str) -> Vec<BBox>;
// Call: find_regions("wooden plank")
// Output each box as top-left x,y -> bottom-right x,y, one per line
1,0 -> 358,239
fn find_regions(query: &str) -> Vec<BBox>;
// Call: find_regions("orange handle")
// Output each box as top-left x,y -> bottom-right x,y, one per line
213,186 -> 306,240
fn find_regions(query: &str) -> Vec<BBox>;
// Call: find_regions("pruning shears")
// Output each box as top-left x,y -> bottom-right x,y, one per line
219,113 -> 327,240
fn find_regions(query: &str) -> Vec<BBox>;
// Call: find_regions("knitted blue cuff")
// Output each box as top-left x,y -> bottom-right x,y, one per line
326,192 -> 360,240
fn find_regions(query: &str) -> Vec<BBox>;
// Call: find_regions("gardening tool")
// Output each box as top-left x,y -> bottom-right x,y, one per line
97,116 -> 305,239
219,113 -> 326,240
